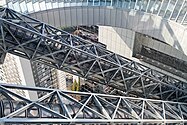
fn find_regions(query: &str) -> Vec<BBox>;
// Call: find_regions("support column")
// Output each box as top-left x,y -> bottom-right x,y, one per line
19,58 -> 38,101
0,20 -> 6,64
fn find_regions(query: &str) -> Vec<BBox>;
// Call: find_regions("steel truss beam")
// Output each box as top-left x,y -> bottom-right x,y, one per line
0,83 -> 187,124
0,7 -> 187,102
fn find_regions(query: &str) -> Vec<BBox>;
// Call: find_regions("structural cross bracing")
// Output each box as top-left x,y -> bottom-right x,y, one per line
0,7 -> 187,102
0,83 -> 187,124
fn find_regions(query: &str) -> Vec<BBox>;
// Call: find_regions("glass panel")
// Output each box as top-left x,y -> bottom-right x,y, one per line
27,2 -> 34,12
94,0 -> 100,6
20,1 -> 28,13
158,0 -> 169,17
82,0 -> 88,6
39,1 -> 46,10
135,0 -> 143,10
141,0 -> 149,11
76,0 -> 81,6
88,0 -> 93,5
171,0 -> 184,20
117,0 -> 122,8
70,0 -> 77,6
112,0 -> 117,7
33,1 -> 40,12
64,0 -> 70,6
53,2 -> 58,8
122,0 -> 130,9
13,2 -> 21,12
46,0 -> 52,9
152,0 -> 162,15
100,0 -> 105,6
147,0 -> 155,13
52,0 -> 58,8
164,0 -> 176,19
106,0 -> 111,6
58,0 -> 64,7
176,1 -> 187,23
8,2 -> 14,9
129,0 -> 136,9
183,14 -> 187,25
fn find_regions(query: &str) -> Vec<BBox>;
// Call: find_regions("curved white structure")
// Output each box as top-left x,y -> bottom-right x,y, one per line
4,0 -> 187,55
29,6 -> 187,57
4,0 -> 187,26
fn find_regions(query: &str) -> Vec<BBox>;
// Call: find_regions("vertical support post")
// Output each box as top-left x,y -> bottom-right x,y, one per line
0,20 -> 6,64
146,0 -> 151,12
134,0 -> 138,10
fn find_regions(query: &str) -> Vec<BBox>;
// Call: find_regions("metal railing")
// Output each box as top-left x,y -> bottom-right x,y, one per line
1,83 -> 187,124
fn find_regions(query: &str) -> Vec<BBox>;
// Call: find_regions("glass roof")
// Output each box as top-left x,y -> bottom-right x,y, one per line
2,0 -> 187,26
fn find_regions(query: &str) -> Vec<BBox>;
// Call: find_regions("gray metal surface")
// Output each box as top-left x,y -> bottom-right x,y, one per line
1,83 -> 187,124
0,7 -> 187,102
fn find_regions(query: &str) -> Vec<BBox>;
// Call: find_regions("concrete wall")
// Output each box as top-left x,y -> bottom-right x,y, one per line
29,6 -> 187,56
98,26 -> 187,82
135,33 -> 187,62
19,58 -> 38,101
99,26 -> 135,59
